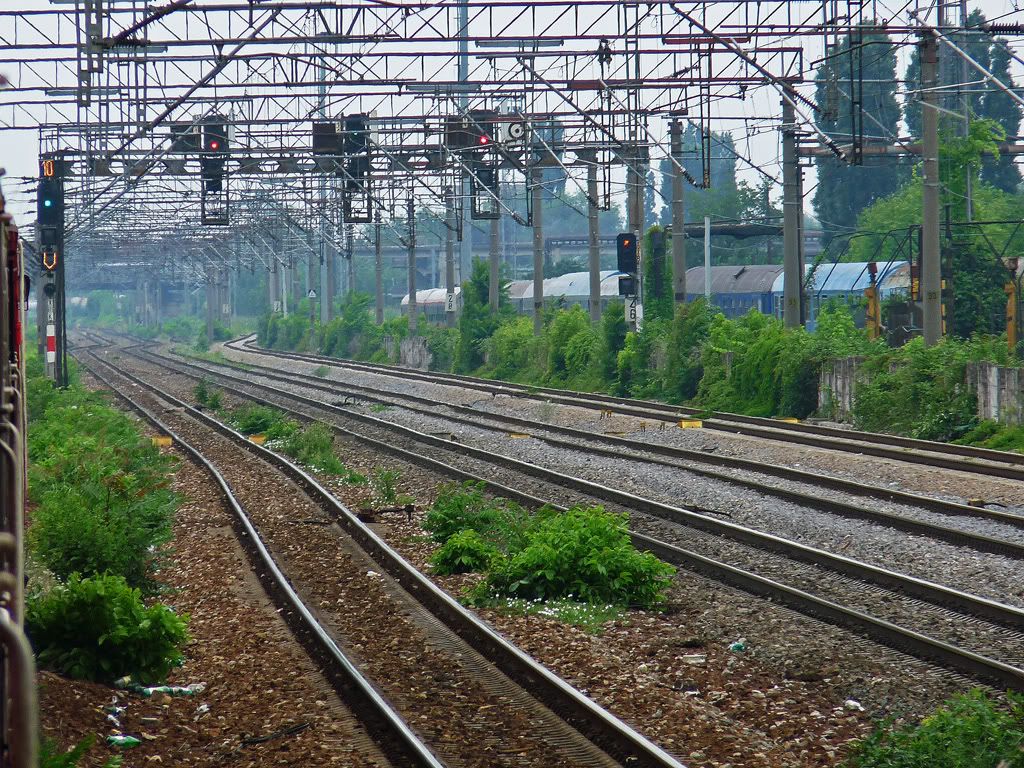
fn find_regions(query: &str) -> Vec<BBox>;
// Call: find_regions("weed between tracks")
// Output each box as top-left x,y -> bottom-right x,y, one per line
422,482 -> 675,631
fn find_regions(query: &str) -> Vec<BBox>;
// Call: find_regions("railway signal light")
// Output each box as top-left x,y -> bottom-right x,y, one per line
41,249 -> 58,272
37,159 -> 64,249
616,233 -> 637,274
200,118 -> 229,193
617,233 -> 638,297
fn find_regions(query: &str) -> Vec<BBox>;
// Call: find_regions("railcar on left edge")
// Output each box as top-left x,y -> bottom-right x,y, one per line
0,179 -> 38,768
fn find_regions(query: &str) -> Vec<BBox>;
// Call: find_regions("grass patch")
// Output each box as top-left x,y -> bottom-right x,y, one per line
313,365 -> 331,378
369,403 -> 391,413
843,689 -> 1023,767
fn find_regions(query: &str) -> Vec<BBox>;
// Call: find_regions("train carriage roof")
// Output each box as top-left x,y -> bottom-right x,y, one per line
771,261 -> 909,295
685,265 -> 784,294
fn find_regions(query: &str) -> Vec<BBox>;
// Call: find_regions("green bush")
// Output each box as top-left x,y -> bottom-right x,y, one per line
422,483 -> 532,548
843,690 -> 1024,767
226,404 -> 286,435
430,529 -> 498,575
28,385 -> 178,592
853,338 -> 980,440
479,505 -> 675,607
485,316 -> 538,380
27,573 -> 189,684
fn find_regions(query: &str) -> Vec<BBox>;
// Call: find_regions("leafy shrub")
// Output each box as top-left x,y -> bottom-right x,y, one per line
662,298 -> 716,403
422,482 -> 535,549
430,529 -> 498,575
27,574 -> 189,684
479,506 -> 675,607
313,365 -> 330,378
227,404 -> 286,435
853,338 -> 980,440
843,690 -> 1024,767
28,386 -> 178,592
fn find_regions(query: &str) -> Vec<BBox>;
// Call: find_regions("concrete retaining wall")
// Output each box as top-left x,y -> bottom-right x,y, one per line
818,356 -> 864,420
966,362 -> 1024,426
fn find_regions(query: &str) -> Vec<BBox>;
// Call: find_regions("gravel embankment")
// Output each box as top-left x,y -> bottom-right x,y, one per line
101,343 -> 1009,744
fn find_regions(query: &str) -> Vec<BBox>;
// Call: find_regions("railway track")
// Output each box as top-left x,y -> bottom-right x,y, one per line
74,345 -> 687,768
228,337 -> 1024,481
86,335 -> 1024,692
158,336 -> 1024,549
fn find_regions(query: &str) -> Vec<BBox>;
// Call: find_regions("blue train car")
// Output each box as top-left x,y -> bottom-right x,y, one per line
684,265 -> 784,318
771,261 -> 909,330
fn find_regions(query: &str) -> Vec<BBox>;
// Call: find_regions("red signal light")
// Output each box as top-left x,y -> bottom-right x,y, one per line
209,140 -> 220,150
478,135 -> 489,145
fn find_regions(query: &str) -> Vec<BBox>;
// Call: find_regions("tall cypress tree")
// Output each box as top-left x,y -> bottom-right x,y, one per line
979,39 -> 1022,192
813,24 -> 905,242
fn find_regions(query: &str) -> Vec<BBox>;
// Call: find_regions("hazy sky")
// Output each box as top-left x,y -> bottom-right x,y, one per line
1,0 -> 1021,228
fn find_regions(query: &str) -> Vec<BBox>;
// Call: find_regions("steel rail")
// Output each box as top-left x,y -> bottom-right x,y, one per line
77,345 -> 688,768
105,338 -> 1024,634
221,339 -> 1024,525
84,337 -> 1024,691
143,344 -> 1024,559
232,338 -> 1024,479
76,355 -> 446,768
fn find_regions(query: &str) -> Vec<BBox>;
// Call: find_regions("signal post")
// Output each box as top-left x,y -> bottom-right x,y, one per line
37,156 -> 66,386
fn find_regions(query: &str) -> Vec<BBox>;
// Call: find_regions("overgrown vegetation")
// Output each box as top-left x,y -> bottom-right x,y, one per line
843,690 -> 1024,767
422,483 -> 675,625
25,356 -> 189,686
27,359 -> 179,593
28,574 -> 188,684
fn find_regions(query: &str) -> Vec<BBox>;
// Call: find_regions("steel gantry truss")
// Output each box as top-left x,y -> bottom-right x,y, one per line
2,0 -> 1016,338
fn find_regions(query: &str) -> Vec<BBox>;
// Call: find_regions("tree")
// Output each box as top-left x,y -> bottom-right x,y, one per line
813,24 -> 906,242
978,39 -> 1023,192
849,119 -> 1024,337
455,259 -> 513,372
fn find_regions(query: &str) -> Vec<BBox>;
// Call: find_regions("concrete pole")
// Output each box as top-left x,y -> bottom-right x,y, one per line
407,194 -> 418,335
587,160 -> 601,324
781,95 -> 804,328
704,216 -> 712,299
325,241 -> 336,319
346,225 -> 355,298
319,240 -> 329,326
489,181 -> 501,312
374,218 -> 384,324
446,188 -> 457,328
205,265 -> 216,343
531,166 -> 544,336
670,120 -> 687,304
921,34 -> 943,345
489,218 -> 500,311
458,2 -> 471,284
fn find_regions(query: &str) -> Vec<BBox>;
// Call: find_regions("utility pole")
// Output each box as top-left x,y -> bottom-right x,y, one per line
531,166 -> 544,335
587,158 -> 601,323
670,120 -> 687,304
407,193 -> 418,335
446,187 -> 457,328
457,0 -> 472,284
489,207 -> 500,312
781,94 -> 804,328
374,217 -> 384,324
205,264 -> 216,343
346,225 -> 355,298
920,33 -> 943,345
